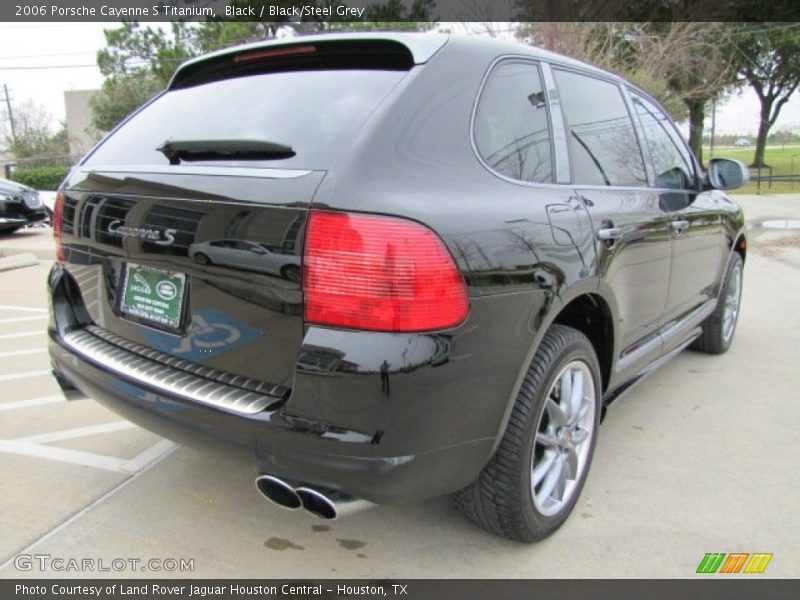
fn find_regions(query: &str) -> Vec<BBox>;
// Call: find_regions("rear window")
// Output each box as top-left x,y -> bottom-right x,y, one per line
84,69 -> 407,170
474,60 -> 553,184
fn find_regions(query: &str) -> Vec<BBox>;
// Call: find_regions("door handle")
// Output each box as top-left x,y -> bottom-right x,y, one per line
596,227 -> 621,241
671,219 -> 690,232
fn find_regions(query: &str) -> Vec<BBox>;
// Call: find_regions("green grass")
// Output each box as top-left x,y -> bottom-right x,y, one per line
702,144 -> 800,194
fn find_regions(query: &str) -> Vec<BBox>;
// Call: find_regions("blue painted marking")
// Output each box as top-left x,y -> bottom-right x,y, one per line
112,379 -> 187,414
143,308 -> 264,362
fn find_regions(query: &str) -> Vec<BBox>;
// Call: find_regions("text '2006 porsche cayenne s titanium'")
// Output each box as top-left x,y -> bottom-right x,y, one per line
48,33 -> 748,541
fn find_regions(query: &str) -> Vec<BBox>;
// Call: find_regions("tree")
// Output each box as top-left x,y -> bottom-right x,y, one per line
90,21 -> 264,131
736,24 -> 800,167
516,22 -> 740,164
517,23 -> 687,118
91,3 -> 437,132
3,100 -> 70,162
638,23 -> 740,166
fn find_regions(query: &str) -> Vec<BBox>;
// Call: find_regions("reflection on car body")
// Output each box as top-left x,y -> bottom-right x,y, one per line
189,239 -> 301,281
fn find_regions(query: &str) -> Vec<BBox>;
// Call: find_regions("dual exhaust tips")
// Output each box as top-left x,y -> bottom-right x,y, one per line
255,475 -> 374,520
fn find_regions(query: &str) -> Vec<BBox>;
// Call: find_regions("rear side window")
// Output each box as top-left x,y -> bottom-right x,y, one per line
632,95 -> 696,190
84,69 -> 406,170
554,69 -> 646,187
474,61 -> 554,184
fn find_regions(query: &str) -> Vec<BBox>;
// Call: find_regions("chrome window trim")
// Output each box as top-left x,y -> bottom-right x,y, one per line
79,165 -> 314,179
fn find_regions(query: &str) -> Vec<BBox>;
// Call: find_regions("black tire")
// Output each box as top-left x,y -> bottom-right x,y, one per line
0,226 -> 21,235
455,324 -> 601,542
194,252 -> 211,266
691,252 -> 743,355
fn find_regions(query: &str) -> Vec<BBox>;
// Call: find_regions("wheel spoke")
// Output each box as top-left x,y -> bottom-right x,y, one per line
564,447 -> 578,480
532,449 -> 557,486
559,370 -> 573,420
545,397 -> 566,428
537,453 -> 563,505
569,369 -> 584,425
536,431 -> 560,448
574,402 -> 590,424
553,456 -> 568,500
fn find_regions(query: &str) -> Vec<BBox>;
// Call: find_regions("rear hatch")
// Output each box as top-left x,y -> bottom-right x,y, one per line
58,39 -> 421,389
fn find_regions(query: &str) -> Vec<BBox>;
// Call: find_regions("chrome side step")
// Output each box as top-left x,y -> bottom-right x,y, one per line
61,326 -> 286,415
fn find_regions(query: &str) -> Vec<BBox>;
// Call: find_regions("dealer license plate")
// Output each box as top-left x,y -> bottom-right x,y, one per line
120,263 -> 186,330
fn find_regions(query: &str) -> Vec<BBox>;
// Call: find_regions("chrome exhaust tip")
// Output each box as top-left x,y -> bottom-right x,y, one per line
255,475 -> 302,510
296,486 -> 376,520
296,487 -> 338,519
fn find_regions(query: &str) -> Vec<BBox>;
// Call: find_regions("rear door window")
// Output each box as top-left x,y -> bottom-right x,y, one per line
631,94 -> 696,190
84,69 -> 407,170
553,69 -> 647,187
474,60 -> 554,184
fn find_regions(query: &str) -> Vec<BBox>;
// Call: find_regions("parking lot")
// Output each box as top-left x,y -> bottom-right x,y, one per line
0,195 -> 798,579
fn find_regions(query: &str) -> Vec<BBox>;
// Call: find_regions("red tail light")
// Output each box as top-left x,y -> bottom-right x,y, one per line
303,210 -> 469,332
53,190 -> 65,262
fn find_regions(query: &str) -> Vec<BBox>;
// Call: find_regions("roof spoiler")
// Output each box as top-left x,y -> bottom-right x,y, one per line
169,33 -> 449,90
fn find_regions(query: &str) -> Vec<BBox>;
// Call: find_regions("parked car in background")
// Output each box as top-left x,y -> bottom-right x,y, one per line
47,33 -> 748,542
40,191 -> 58,223
189,239 -> 301,281
734,138 -> 751,148
0,178 -> 46,233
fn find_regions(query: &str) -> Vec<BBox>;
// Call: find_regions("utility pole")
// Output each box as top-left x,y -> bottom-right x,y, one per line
709,98 -> 716,159
3,84 -> 16,146
542,0 -> 555,50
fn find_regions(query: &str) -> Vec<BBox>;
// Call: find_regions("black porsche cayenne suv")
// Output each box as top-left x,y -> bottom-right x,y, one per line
48,33 -> 748,541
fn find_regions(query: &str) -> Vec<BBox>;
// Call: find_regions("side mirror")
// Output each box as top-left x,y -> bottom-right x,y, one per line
706,158 -> 749,190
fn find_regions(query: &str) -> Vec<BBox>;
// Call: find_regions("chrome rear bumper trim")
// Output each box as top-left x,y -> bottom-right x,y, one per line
61,326 -> 286,415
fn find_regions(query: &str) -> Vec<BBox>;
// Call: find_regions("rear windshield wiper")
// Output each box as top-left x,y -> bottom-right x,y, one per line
157,139 -> 295,165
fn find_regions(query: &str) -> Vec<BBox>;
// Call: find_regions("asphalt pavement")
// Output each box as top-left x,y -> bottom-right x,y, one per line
0,195 -> 797,578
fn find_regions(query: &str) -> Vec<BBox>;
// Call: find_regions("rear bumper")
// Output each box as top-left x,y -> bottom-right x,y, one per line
0,206 -> 46,226
50,333 -> 495,503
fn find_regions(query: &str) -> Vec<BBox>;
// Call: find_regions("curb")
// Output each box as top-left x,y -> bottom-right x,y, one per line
0,247 -> 55,260
0,252 -> 39,272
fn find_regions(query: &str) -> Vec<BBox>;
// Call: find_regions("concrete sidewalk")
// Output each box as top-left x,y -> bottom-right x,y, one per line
0,227 -> 55,261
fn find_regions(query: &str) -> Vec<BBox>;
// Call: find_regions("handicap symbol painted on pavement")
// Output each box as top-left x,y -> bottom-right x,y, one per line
144,308 -> 264,362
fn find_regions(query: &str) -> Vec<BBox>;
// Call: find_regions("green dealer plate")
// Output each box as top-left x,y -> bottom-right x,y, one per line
120,263 -> 186,330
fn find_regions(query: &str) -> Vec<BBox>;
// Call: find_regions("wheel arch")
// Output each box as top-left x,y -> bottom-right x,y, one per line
550,292 -> 614,394
733,232 -> 747,263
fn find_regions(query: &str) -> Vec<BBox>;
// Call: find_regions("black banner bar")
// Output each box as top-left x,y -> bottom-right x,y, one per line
3,580 -> 799,600
3,0 -> 800,23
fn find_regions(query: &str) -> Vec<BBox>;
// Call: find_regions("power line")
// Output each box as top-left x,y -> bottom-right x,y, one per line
0,50 -> 97,60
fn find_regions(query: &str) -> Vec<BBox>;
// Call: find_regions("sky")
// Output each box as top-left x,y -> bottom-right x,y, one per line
0,21 -> 798,139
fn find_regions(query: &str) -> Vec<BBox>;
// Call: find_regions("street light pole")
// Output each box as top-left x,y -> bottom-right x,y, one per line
3,84 -> 17,146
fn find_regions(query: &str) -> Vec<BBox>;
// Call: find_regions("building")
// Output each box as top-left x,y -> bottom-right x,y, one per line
64,89 -> 101,157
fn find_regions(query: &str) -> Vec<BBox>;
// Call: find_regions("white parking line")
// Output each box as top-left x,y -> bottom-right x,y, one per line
0,436 -> 175,475
0,369 -> 51,382
0,441 -> 176,573
0,305 -> 47,313
120,439 -> 175,473
0,348 -> 47,358
0,439 -> 129,473
0,315 -> 47,324
0,395 -> 63,411
0,331 -> 44,340
16,421 -> 136,444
